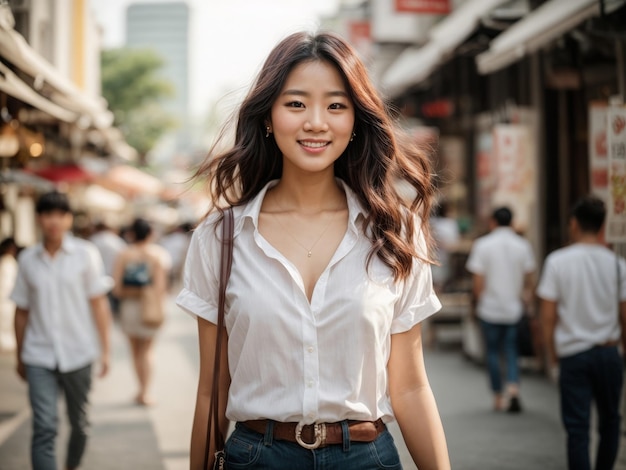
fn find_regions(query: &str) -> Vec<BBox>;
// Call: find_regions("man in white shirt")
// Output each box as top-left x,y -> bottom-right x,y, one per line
466,207 -> 536,412
11,191 -> 112,470
537,196 -> 626,470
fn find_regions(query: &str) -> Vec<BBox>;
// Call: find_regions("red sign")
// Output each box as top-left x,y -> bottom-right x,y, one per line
421,99 -> 454,118
395,0 -> 450,14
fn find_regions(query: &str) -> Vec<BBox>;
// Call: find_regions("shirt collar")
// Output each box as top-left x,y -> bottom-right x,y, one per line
35,234 -> 76,257
234,178 -> 367,236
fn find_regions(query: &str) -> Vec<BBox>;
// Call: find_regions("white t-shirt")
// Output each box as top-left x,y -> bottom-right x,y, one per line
176,179 -> 441,425
11,236 -> 113,372
466,227 -> 536,323
536,243 -> 626,357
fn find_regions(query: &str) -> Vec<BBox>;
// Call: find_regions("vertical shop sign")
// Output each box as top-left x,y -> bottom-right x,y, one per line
395,0 -> 450,14
491,124 -> 536,232
475,130 -> 494,226
589,102 -> 609,201
606,105 -> 626,242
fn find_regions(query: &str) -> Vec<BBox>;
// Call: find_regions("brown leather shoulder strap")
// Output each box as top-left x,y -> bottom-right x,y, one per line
204,207 -> 234,469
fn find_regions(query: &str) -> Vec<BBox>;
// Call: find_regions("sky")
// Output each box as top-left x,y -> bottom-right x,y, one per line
88,0 -> 340,118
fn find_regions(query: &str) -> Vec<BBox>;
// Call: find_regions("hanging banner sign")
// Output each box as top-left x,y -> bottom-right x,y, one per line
491,123 -> 536,232
589,102 -> 608,202
395,0 -> 450,14
606,105 -> 626,242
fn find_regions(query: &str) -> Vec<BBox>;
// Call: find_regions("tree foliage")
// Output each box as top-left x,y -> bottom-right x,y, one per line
101,48 -> 177,160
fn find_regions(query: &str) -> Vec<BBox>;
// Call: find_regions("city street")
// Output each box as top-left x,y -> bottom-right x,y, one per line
0,298 -> 625,470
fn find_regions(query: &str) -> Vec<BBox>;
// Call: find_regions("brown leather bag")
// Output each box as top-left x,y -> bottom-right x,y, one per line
140,284 -> 164,328
204,208 -> 234,470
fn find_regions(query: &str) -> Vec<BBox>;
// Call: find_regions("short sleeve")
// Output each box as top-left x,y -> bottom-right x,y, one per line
391,227 -> 442,334
465,240 -> 484,274
536,255 -> 559,301
175,217 -> 220,324
524,241 -> 536,273
10,255 -> 29,309
85,244 -> 114,298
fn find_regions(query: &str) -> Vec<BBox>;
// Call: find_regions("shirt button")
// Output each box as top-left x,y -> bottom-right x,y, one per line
308,413 -> 315,419
307,346 -> 314,353
307,380 -> 314,388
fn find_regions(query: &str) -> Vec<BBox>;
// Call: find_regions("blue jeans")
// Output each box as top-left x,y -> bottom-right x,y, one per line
480,320 -> 519,393
559,346 -> 623,470
26,364 -> 93,470
225,421 -> 402,469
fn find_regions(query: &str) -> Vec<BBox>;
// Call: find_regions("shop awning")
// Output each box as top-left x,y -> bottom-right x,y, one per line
382,0 -> 510,96
475,0 -> 622,75
0,168 -> 55,190
97,165 -> 164,198
0,62 -> 78,122
30,164 -> 94,184
0,14 -> 113,128
83,184 -> 127,212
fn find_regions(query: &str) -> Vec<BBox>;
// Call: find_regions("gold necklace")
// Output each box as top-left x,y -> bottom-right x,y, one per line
271,202 -> 335,258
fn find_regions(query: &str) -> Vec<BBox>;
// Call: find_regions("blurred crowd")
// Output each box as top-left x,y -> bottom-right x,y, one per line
0,214 -> 194,355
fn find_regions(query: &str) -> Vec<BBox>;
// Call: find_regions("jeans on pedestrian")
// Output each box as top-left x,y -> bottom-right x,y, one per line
26,364 -> 93,470
559,346 -> 622,470
224,421 -> 402,469
480,320 -> 519,393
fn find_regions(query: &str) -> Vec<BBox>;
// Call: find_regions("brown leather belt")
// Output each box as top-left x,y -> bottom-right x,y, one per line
240,419 -> 385,449
599,340 -> 620,347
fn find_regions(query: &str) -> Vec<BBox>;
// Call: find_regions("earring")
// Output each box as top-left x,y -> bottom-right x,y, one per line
266,126 -> 271,138
350,132 -> 355,142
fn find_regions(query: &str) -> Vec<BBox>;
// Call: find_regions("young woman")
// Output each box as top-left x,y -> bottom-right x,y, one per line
113,218 -> 169,406
177,31 -> 450,470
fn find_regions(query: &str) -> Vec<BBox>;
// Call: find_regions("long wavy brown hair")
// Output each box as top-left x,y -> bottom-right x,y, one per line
195,31 -> 435,281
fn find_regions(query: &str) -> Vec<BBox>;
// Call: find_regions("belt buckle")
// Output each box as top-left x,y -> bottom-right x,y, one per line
295,422 -> 326,449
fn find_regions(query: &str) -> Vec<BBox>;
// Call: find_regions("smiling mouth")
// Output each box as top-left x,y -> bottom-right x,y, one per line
299,140 -> 330,149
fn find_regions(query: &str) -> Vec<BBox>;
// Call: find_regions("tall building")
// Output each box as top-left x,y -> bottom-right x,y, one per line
125,2 -> 189,151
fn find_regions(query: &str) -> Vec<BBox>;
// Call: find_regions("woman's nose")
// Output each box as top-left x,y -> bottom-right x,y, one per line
304,108 -> 328,132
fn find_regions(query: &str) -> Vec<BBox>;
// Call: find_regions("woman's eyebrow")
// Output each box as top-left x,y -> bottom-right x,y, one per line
281,89 -> 349,98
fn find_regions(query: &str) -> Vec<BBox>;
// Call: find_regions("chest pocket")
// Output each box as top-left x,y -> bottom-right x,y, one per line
123,262 -> 151,287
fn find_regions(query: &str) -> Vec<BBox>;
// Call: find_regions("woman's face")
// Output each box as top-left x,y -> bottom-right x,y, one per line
269,60 -> 355,177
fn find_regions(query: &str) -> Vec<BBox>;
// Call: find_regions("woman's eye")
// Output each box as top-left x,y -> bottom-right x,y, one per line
329,103 -> 347,110
286,101 -> 304,108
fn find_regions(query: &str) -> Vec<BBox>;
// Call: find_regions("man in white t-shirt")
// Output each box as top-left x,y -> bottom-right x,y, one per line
466,207 -> 536,412
537,196 -> 626,470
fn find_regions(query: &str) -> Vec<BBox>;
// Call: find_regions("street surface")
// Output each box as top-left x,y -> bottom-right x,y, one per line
1,297 -> 625,469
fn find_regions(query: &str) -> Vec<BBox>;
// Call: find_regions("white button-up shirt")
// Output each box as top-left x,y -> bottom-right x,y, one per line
176,180 -> 441,424
466,227 -> 536,324
11,236 -> 112,372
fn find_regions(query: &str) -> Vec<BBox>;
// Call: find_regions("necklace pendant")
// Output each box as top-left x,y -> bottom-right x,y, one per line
307,251 -> 312,258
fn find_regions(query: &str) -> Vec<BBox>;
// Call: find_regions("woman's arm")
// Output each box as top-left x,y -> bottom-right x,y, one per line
190,317 -> 230,470
388,323 -> 450,470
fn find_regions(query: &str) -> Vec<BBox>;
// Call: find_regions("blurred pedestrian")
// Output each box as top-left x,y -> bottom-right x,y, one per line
466,207 -> 536,412
112,218 -> 169,406
11,190 -> 112,470
430,201 -> 460,292
176,32 -> 450,470
537,196 -> 626,470
159,222 -> 192,289
0,237 -> 19,351
90,221 -> 126,315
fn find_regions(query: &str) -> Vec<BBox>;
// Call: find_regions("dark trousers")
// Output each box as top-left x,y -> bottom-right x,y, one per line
26,364 -> 93,470
480,320 -> 519,393
559,346 -> 623,470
